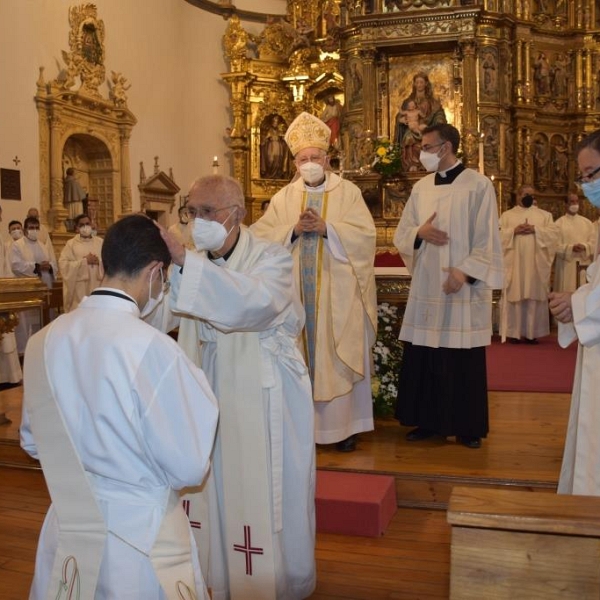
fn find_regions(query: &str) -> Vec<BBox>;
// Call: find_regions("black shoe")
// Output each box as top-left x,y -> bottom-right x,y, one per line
524,338 -> 539,345
458,436 -> 481,449
336,435 -> 357,452
405,427 -> 435,442
508,337 -> 521,344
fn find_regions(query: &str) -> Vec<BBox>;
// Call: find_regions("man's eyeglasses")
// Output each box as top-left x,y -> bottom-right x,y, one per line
575,164 -> 600,186
421,142 -> 445,153
185,205 -> 237,219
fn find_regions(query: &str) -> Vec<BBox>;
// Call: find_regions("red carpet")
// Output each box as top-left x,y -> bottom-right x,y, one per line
486,335 -> 577,393
315,470 -> 397,537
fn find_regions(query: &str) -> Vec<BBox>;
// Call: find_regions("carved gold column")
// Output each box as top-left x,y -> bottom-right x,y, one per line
360,46 -> 377,135
223,71 -> 253,188
524,41 -> 532,104
460,39 -> 479,171
515,39 -> 524,104
49,112 -> 68,233
120,129 -> 132,214
575,49 -> 584,110
584,40 -> 594,110
35,68 -> 51,226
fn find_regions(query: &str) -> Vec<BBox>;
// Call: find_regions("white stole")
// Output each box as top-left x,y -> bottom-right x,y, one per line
25,324 -> 203,600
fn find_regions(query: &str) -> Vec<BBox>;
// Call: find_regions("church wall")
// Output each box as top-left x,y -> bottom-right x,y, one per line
0,0 -> 277,230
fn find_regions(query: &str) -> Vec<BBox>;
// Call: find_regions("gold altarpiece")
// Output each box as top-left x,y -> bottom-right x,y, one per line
35,3 -> 137,255
222,0 -> 600,250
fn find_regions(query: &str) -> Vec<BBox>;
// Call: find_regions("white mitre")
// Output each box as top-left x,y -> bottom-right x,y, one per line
284,112 -> 331,156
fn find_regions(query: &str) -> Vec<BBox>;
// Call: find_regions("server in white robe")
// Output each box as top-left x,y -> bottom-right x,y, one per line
553,192 -> 596,292
160,174 -> 316,600
499,185 -> 559,342
20,214 -> 219,599
59,213 -> 104,312
550,129 -> 600,496
10,215 -> 58,351
393,124 -> 503,448
252,112 -> 377,453
0,204 -> 22,389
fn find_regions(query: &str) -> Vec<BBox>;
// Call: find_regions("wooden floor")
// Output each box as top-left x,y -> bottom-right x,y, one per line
0,384 -> 570,599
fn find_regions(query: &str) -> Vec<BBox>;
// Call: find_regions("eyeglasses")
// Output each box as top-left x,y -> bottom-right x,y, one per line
421,142 -> 445,153
295,154 -> 327,166
185,205 -> 238,220
575,164 -> 600,186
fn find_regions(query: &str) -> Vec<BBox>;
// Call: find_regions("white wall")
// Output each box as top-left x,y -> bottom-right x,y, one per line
0,0 -> 284,229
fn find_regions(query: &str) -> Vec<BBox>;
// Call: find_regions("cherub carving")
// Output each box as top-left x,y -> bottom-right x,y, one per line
108,71 -> 131,107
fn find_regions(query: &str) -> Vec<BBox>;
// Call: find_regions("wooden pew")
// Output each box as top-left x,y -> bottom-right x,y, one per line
447,486 -> 600,599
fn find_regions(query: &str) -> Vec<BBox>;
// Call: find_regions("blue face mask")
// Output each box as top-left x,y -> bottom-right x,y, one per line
581,178 -> 600,208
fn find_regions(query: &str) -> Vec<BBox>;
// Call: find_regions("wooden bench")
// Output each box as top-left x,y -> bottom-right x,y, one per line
447,486 -> 600,599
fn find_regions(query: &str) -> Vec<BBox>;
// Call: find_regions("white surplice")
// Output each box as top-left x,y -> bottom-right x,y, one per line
553,213 -> 596,292
59,234 -> 104,312
20,292 -> 219,599
0,233 -> 22,383
557,257 -> 600,495
499,205 -> 559,340
394,168 -> 503,348
168,227 -> 316,600
251,173 -> 377,443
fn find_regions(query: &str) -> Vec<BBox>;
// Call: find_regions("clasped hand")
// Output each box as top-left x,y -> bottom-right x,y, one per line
548,291 -> 573,323
514,223 -> 535,235
294,208 -> 326,237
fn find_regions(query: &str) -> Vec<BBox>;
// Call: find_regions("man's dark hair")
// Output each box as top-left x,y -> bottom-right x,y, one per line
8,220 -> 21,229
74,214 -> 88,228
24,216 -> 40,230
576,129 -> 600,155
423,123 -> 460,154
102,214 -> 171,277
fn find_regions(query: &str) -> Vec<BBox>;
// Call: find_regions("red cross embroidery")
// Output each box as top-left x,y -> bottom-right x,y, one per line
233,525 -> 264,575
182,499 -> 201,529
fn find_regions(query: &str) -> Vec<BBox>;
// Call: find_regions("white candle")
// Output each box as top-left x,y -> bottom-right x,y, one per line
478,137 -> 485,175
212,155 -> 219,175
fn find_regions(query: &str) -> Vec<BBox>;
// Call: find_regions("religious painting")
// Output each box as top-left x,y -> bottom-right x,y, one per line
480,46 -> 499,102
347,58 -> 364,110
259,114 -> 291,180
387,55 -> 456,173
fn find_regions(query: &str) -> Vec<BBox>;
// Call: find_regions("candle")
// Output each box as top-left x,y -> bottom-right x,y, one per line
212,155 -> 219,175
478,135 -> 485,175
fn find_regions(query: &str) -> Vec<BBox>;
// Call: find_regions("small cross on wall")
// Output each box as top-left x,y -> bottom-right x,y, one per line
12,156 -> 20,166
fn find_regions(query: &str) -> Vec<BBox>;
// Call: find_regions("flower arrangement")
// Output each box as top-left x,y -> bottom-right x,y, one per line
371,136 -> 401,178
372,302 -> 404,418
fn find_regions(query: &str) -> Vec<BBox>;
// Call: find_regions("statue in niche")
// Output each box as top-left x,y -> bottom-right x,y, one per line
259,114 -> 289,179
64,167 -> 88,220
393,71 -> 447,172
553,141 -> 569,181
481,50 -> 498,97
81,23 -> 102,65
533,52 -> 551,95
320,95 -> 344,150
550,52 -> 569,97
533,138 -> 550,182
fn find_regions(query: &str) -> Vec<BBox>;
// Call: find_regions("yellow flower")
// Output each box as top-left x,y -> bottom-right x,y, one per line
376,146 -> 387,157
382,157 -> 391,164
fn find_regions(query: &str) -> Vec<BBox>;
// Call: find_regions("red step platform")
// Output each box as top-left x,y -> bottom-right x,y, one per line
315,470 -> 397,537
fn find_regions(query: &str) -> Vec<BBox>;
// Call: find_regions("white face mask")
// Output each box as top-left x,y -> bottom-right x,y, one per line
419,150 -> 442,172
10,229 -> 23,241
79,225 -> 92,237
140,266 -> 165,318
568,204 -> 579,214
192,209 -> 236,252
26,229 -> 39,242
299,162 -> 325,186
